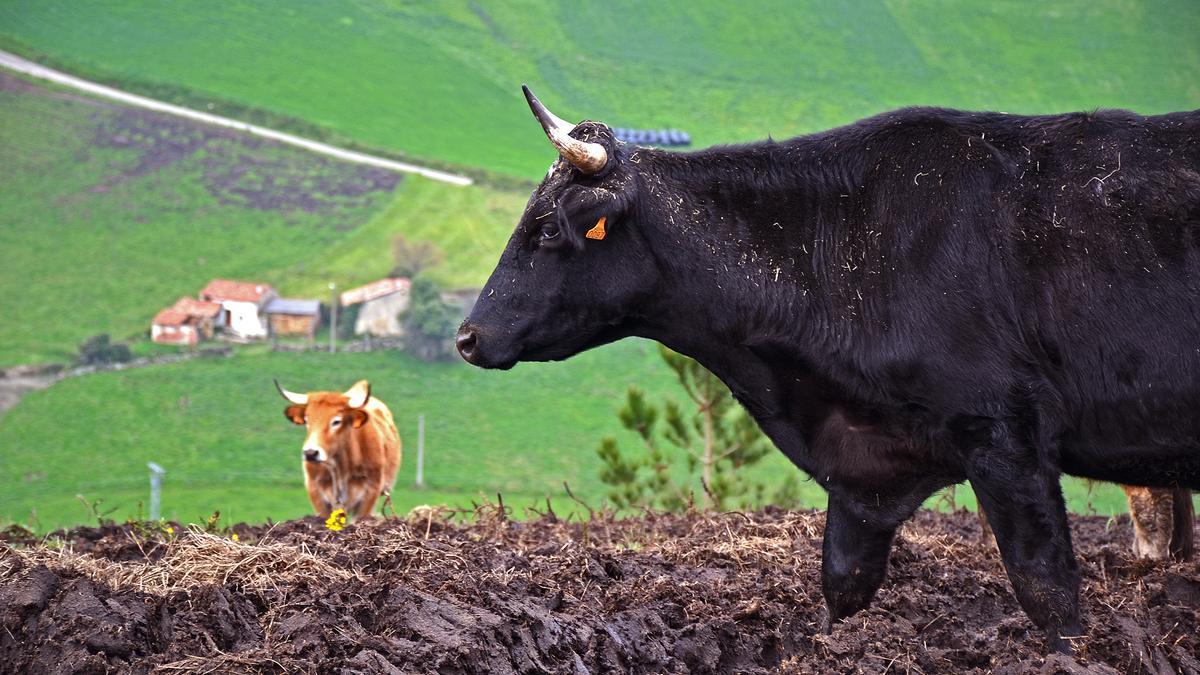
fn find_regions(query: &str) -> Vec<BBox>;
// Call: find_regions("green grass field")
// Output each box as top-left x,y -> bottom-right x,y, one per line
1,1 -> 1196,179
0,340 -> 1146,532
0,340 -> 811,530
282,175 -> 526,297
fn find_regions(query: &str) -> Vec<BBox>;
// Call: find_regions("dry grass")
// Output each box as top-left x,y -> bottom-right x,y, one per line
2,525 -> 355,597
156,649 -> 288,675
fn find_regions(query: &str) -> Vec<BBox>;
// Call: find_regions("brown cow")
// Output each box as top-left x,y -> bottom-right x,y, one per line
275,379 -> 401,519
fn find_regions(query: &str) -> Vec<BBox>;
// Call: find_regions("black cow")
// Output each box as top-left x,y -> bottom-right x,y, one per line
457,87 -> 1200,653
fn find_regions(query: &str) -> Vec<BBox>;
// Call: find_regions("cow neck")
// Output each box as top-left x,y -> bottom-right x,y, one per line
637,141 -> 866,357
628,142 -> 901,452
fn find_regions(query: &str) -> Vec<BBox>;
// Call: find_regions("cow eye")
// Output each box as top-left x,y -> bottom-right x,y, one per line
539,223 -> 560,242
330,416 -> 342,428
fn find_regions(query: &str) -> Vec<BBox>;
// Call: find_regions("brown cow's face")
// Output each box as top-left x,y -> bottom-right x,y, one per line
279,381 -> 370,464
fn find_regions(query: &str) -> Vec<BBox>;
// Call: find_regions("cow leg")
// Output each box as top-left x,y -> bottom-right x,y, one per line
977,505 -> 997,550
1124,485 -> 1173,559
967,443 -> 1082,654
1169,487 -> 1195,561
306,486 -> 331,518
355,486 -> 382,519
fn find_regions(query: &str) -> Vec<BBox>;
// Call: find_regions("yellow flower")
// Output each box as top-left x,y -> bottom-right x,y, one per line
325,508 -> 348,532
231,532 -> 239,542
165,526 -> 175,536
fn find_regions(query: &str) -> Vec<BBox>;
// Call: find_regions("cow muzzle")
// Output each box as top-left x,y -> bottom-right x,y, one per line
455,322 -> 519,370
455,326 -> 479,364
303,447 -> 326,463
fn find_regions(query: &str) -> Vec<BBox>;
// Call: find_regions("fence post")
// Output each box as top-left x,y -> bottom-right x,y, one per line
147,462 -> 165,520
329,282 -> 338,354
415,414 -> 425,488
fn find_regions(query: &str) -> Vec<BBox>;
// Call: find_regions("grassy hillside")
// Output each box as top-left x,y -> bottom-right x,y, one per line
0,73 -> 402,365
0,72 -> 527,366
1,1 -> 1197,178
282,175 -> 526,297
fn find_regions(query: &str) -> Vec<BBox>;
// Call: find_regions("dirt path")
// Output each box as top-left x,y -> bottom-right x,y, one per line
2,509 -> 1197,673
0,372 -> 58,415
0,49 -> 473,186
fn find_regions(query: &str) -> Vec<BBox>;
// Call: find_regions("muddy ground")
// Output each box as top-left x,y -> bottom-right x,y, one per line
1,508 -> 1197,674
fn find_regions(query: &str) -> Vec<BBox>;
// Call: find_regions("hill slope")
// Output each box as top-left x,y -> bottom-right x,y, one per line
1,1 -> 1197,178
0,72 -> 525,365
0,72 -> 398,365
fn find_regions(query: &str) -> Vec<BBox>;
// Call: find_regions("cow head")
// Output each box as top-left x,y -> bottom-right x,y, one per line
276,380 -> 372,463
457,86 -> 660,369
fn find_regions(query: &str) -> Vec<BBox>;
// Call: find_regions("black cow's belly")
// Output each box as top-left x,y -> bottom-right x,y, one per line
1055,387 -> 1200,488
1060,436 -> 1200,489
1060,446 -> 1200,489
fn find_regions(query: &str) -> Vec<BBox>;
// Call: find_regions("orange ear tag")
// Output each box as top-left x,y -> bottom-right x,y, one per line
585,216 -> 607,241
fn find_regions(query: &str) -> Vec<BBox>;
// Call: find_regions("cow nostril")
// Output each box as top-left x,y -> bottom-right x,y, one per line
456,329 -> 478,361
303,449 -> 320,462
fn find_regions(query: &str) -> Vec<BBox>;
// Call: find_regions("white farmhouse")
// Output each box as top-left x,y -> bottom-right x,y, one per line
150,297 -> 222,346
200,279 -> 276,339
340,278 -> 411,337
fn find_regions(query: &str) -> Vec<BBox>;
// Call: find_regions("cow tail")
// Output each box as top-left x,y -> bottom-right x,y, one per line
1169,488 -> 1195,562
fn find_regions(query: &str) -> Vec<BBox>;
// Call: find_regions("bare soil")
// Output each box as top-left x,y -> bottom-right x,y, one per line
1,509 -> 1197,674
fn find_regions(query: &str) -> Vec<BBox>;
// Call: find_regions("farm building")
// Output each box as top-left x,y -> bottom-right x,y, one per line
199,279 -> 276,339
150,297 -> 222,345
265,298 -> 321,338
340,278 -> 411,337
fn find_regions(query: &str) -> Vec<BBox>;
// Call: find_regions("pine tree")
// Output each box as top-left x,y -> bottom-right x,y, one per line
596,345 -> 801,510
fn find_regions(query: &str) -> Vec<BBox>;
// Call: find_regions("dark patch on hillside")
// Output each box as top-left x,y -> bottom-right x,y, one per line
92,110 -> 400,215
2,510 -> 1197,673
2,71 -> 399,216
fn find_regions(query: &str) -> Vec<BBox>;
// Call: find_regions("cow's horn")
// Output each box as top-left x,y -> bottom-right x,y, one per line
523,85 -> 607,174
274,379 -> 308,405
344,380 -> 370,409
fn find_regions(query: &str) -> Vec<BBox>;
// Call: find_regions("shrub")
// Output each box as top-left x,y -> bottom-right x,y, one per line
77,334 -> 132,366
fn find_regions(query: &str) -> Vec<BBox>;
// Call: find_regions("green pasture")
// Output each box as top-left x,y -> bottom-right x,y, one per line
0,340 -> 819,531
282,175 -> 526,297
0,340 -> 1151,532
1,1 -> 1196,179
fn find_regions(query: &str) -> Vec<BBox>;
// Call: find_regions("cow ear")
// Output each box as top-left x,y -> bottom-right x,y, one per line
349,409 -> 370,429
561,187 -> 625,247
284,405 -> 306,425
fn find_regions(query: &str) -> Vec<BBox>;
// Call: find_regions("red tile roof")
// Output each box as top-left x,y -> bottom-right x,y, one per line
173,297 -> 222,317
152,297 -> 224,327
340,278 -> 410,306
152,308 -> 191,327
200,279 -> 273,303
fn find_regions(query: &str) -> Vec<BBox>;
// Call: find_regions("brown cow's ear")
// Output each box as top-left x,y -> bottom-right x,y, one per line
349,409 -> 370,428
284,405 -> 307,425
